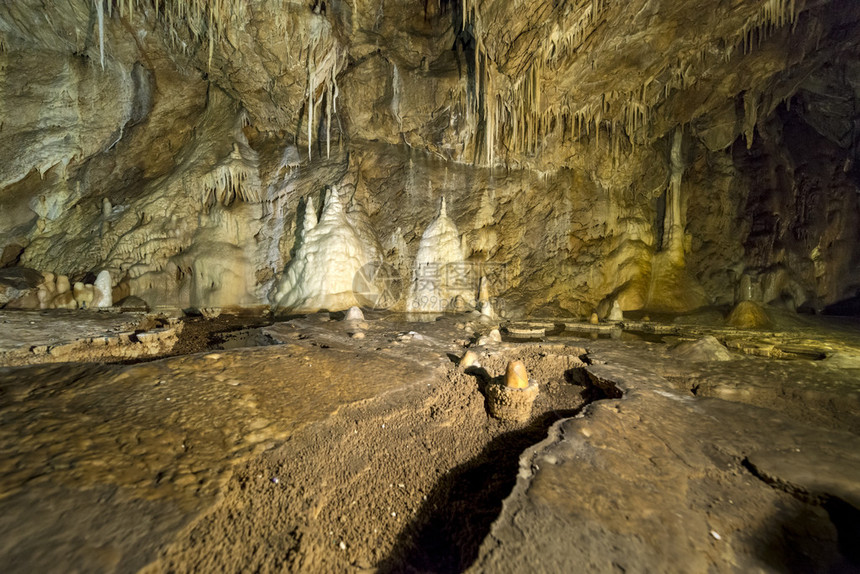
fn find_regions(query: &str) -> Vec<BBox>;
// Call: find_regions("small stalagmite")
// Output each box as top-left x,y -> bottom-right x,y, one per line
73,282 -> 95,309
486,360 -> 539,422
56,275 -> 71,295
93,270 -> 112,308
52,291 -> 77,309
589,312 -> 600,325
344,306 -> 364,321
608,301 -> 624,322
504,360 -> 529,389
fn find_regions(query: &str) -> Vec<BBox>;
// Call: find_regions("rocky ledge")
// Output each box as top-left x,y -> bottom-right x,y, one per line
472,340 -> 860,572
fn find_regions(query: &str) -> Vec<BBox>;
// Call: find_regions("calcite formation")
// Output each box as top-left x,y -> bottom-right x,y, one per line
0,0 -> 857,316
486,360 -> 539,422
272,186 -> 381,313
407,197 -> 468,312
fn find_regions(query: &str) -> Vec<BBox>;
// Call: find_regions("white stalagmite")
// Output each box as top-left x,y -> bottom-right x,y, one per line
272,186 -> 380,312
94,270 -> 112,307
408,197 -> 468,312
608,300 -> 624,322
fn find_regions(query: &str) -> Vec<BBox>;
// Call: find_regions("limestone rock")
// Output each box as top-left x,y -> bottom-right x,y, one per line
670,336 -> 733,362
472,358 -> 860,572
459,350 -> 480,369
116,296 -> 149,312
0,267 -> 42,307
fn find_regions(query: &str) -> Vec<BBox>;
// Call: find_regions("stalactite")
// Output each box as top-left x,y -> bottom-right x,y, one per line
307,57 -> 315,160
663,126 -> 686,265
96,0 -> 105,70
738,0 -> 797,55
94,1 -> 244,70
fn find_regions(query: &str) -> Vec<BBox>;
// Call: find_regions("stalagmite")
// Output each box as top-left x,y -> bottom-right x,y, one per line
56,275 -> 71,295
52,292 -> 77,310
94,270 -> 112,307
73,282 -> 95,309
408,196 -> 467,312
504,360 -> 529,390
344,306 -> 364,321
608,300 -> 624,322
272,186 -> 381,313
486,360 -> 539,422
303,195 -> 318,234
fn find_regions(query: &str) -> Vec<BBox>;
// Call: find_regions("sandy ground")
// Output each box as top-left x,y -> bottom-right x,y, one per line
0,308 -> 858,572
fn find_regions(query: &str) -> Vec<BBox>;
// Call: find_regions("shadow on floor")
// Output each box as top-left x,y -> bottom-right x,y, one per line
375,407 -> 582,574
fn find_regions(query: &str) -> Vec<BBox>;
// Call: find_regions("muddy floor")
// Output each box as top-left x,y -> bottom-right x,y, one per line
0,308 -> 858,572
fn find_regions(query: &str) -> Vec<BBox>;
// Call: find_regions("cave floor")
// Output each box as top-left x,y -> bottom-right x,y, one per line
0,309 -> 858,572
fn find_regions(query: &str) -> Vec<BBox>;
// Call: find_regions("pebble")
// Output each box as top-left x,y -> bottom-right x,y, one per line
710,530 -> 721,540
350,331 -> 366,339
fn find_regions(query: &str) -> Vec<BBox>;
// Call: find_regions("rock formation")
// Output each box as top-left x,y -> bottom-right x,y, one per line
408,197 -> 468,312
272,186 -> 380,313
93,270 -> 112,307
0,0 -> 856,315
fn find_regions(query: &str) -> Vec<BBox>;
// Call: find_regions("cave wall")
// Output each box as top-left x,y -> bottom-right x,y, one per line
0,0 -> 858,315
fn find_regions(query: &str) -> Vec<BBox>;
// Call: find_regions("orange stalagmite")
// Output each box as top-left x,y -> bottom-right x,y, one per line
504,360 -> 529,389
